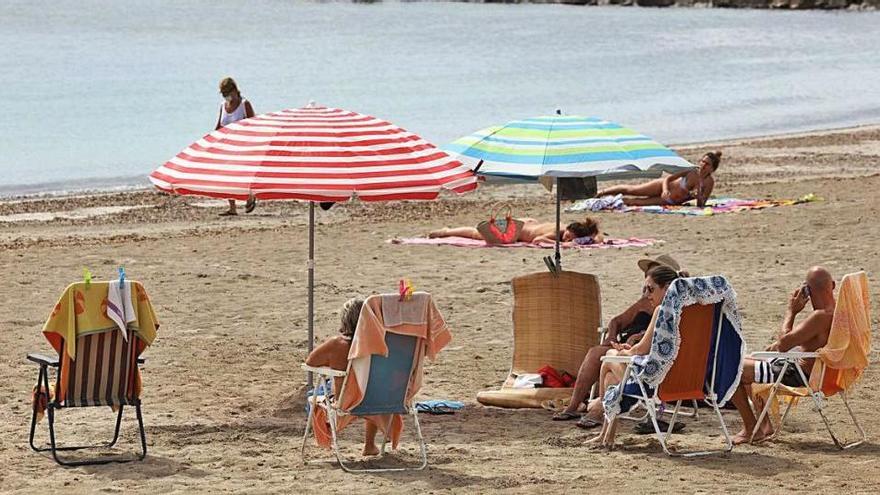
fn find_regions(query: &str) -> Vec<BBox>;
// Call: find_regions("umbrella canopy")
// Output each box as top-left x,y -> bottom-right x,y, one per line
150,104 -> 477,388
150,105 -> 477,201
445,114 -> 692,181
445,113 -> 692,272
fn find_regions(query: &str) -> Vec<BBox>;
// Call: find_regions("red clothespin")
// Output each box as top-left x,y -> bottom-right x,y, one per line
398,279 -> 414,302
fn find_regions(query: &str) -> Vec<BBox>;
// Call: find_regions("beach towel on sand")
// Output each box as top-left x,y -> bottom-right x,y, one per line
311,294 -> 451,449
389,237 -> 657,249
567,194 -> 819,216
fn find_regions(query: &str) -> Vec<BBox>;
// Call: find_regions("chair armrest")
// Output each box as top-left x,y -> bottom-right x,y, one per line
301,364 -> 347,378
600,355 -> 635,364
27,353 -> 59,367
750,351 -> 818,360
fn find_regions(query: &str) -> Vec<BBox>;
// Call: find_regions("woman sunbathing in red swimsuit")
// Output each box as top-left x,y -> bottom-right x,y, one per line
428,216 -> 603,245
597,151 -> 722,207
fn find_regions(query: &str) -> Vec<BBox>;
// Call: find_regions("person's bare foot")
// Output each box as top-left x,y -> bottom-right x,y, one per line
732,429 -> 751,445
219,209 -> 237,216
733,421 -> 773,445
363,444 -> 380,456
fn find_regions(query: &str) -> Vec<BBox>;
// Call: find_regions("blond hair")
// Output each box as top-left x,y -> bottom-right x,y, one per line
219,77 -> 239,96
339,297 -> 364,338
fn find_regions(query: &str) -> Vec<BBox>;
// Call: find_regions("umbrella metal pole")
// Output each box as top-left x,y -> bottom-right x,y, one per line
555,178 -> 562,272
307,201 -> 315,390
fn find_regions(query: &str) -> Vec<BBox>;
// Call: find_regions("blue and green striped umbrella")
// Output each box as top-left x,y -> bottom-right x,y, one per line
445,114 -> 693,181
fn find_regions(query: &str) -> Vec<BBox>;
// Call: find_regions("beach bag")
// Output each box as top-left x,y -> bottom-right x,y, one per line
476,204 -> 524,245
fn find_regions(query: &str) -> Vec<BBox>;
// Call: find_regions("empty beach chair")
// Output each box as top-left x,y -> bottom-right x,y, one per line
602,276 -> 745,456
477,271 -> 604,408
749,271 -> 870,449
28,280 -> 159,466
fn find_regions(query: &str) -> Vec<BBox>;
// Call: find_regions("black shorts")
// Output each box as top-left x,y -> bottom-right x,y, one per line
755,359 -> 809,387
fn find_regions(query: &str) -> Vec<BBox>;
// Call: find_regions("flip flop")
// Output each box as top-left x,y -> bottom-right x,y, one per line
551,411 -> 580,421
219,210 -> 237,216
245,196 -> 257,213
575,417 -> 603,430
633,419 -> 685,435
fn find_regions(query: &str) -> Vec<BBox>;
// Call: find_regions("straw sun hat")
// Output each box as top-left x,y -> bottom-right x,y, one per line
637,254 -> 681,275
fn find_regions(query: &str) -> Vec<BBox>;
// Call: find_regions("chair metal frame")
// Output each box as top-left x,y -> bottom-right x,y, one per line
300,361 -> 428,473
27,352 -> 147,466
748,351 -> 867,449
600,304 -> 733,457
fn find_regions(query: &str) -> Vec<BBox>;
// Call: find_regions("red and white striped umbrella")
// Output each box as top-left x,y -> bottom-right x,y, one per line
149,105 -> 478,201
149,104 -> 477,387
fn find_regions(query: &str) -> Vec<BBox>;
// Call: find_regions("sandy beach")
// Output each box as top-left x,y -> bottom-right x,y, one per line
1,125 -> 879,493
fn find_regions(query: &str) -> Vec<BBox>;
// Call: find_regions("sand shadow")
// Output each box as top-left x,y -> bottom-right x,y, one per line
80,454 -> 209,480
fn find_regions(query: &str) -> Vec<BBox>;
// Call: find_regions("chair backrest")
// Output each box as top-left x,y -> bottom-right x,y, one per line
349,331 -> 418,416
57,330 -> 141,407
511,271 -> 601,375
657,303 -> 717,403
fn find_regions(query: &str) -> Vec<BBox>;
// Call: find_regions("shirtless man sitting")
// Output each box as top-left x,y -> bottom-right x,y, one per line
729,266 -> 836,444
428,216 -> 603,245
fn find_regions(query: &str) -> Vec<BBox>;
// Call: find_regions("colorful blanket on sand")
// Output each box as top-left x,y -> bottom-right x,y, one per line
567,193 -> 819,216
388,236 -> 657,249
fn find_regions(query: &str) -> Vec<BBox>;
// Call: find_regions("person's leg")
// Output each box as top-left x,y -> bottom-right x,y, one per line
428,227 -> 483,239
557,345 -> 612,416
221,199 -> 237,215
599,179 -> 663,198
730,358 -> 773,444
363,419 -> 380,456
621,196 -> 670,207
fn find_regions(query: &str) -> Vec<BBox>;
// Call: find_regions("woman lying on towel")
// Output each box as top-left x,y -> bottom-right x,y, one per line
576,265 -> 683,447
428,216 -> 603,245
306,297 -> 384,457
596,151 -> 722,207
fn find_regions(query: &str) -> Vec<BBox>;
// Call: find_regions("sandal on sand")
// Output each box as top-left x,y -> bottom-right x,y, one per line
245,195 -> 257,213
575,417 -> 603,430
552,411 -> 581,421
219,210 -> 237,216
634,419 -> 685,435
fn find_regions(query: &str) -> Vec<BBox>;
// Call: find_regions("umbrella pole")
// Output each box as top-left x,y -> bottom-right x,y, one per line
307,201 -> 315,390
555,178 -> 562,272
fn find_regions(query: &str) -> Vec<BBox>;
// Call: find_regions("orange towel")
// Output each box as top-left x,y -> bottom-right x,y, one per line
811,271 -> 871,393
311,294 -> 451,449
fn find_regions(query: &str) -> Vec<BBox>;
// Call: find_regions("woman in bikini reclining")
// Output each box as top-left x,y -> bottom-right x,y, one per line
428,216 -> 603,245
596,151 -> 722,207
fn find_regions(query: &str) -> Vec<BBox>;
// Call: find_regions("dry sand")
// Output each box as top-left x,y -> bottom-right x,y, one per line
1,126 -> 880,494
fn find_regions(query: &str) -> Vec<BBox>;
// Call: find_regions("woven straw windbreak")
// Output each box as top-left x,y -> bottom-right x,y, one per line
511,271 -> 601,376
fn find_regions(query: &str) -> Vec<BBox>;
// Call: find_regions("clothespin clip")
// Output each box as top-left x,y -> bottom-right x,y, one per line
82,267 -> 92,288
398,279 -> 414,302
118,266 -> 126,285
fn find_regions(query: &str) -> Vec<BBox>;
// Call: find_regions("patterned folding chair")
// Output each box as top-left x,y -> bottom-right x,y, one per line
28,280 -> 158,466
28,331 -> 148,466
602,276 -> 745,456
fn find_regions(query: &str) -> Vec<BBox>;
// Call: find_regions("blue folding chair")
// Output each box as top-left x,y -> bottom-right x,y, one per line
301,331 -> 428,472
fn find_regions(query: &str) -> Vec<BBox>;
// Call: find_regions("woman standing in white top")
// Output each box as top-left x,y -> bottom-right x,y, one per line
216,77 -> 257,216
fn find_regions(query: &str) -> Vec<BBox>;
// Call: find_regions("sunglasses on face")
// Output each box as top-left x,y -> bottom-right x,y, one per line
643,284 -> 657,295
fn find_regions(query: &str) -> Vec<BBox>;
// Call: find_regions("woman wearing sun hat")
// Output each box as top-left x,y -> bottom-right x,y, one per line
551,254 -> 687,427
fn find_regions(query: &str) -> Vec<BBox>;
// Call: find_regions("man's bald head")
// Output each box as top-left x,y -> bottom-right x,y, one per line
807,266 -> 834,293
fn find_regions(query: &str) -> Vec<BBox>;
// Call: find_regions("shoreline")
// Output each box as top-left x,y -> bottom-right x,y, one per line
457,0 -> 879,10
2,123 -> 877,203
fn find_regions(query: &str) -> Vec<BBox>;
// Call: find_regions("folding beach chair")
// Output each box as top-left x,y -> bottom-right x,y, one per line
602,276 -> 745,456
301,293 -> 447,472
749,272 -> 870,449
28,280 -> 158,466
476,271 -> 605,408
